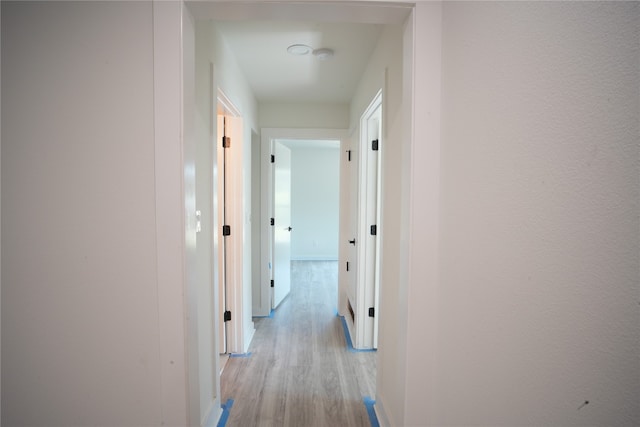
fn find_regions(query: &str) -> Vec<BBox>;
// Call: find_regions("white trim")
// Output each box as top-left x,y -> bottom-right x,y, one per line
153,1 -> 190,424
217,88 -> 242,118
186,1 -> 412,25
373,396 -> 391,427
207,62 -> 224,427
201,400 -> 222,427
402,3 -> 442,425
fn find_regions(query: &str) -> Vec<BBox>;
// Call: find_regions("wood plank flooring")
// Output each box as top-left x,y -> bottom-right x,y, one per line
221,261 -> 376,427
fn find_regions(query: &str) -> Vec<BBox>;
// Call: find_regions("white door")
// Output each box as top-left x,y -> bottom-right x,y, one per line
217,111 -> 246,354
216,115 -> 227,354
356,91 -> 382,350
273,141 -> 292,308
346,138 -> 359,322
369,103 -> 382,350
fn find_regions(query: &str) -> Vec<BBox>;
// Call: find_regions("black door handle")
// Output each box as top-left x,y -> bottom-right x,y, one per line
287,226 -> 293,232
349,239 -> 356,245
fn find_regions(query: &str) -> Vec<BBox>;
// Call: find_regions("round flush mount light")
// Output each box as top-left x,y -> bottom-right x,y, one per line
287,44 -> 312,56
313,48 -> 334,60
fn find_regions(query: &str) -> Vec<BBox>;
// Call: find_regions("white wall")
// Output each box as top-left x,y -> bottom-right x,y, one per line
288,145 -> 340,260
2,2 -> 188,425
403,2 -> 640,425
259,103 -> 349,129
0,3 -> 3,420
156,4 -> 193,425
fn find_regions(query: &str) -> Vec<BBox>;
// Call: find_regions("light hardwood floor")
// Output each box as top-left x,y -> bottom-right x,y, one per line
220,261 -> 376,427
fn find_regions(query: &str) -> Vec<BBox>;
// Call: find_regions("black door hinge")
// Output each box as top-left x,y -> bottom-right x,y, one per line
224,310 -> 232,322
346,261 -> 350,272
371,139 -> 379,151
270,154 -> 275,163
346,150 -> 352,162
370,225 -> 377,236
368,307 -> 375,317
270,279 -> 274,288
270,218 -> 275,226
222,136 -> 231,148
222,225 -> 231,236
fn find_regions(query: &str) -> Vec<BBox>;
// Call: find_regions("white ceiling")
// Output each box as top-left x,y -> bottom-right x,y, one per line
214,20 -> 384,104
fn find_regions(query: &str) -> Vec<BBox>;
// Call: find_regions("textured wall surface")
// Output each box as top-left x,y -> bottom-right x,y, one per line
431,2 -> 639,425
2,2 -> 165,425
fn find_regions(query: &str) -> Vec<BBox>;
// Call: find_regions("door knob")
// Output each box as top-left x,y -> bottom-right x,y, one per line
349,239 -> 356,245
287,226 -> 293,232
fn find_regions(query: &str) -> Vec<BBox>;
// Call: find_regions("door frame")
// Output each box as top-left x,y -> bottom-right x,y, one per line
217,89 -> 253,354
258,128 -> 347,317
355,89 -> 383,350
175,3 -> 434,426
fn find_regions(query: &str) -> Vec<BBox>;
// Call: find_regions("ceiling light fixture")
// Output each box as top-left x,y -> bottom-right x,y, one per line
313,48 -> 334,60
287,44 -> 312,56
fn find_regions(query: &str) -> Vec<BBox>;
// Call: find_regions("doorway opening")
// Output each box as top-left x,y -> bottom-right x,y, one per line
184,2 -> 415,424
259,129 -> 347,318
276,138 -> 341,309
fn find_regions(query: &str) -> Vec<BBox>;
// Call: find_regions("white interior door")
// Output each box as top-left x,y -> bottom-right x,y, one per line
370,103 -> 382,350
356,91 -> 382,350
216,114 -> 227,354
273,141 -> 292,308
347,138 -> 359,318
217,110 -> 246,354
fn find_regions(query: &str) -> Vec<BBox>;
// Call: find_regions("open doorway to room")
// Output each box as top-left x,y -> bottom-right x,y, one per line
275,138 -> 341,309
259,129 -> 347,319
216,89 -> 255,371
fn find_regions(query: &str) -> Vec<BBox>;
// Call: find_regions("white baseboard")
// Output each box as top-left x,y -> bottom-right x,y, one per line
243,323 -> 256,353
202,398 -> 222,427
374,392 -> 392,427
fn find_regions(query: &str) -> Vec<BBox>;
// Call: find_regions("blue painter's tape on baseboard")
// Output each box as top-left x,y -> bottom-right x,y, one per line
253,309 -> 275,319
340,315 -> 355,349
339,315 -> 377,353
217,399 -> 234,427
363,396 -> 380,427
229,352 -> 252,358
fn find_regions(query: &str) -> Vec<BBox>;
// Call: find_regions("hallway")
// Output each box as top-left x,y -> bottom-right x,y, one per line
220,261 -> 376,427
